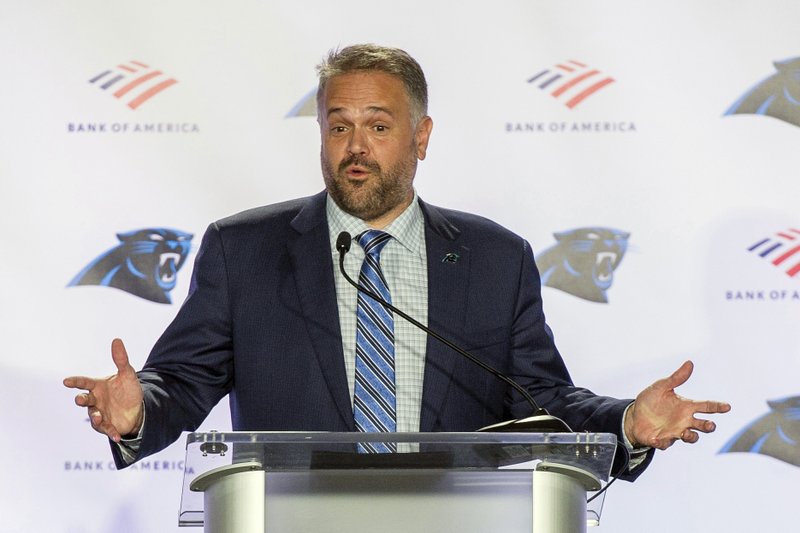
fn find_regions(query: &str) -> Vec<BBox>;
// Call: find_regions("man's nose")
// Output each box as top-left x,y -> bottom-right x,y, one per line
346,127 -> 369,156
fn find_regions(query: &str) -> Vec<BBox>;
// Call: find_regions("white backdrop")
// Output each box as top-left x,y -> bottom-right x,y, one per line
1,1 -> 798,531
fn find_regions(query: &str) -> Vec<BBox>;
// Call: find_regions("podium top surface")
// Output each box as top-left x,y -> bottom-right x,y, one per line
183,431 -> 616,474
178,431 -> 617,525
182,430 -> 617,474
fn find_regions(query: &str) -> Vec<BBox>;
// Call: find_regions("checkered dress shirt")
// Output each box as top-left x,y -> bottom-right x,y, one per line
327,193 -> 428,434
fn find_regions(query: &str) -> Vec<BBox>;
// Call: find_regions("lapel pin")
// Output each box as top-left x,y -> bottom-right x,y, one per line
442,252 -> 459,264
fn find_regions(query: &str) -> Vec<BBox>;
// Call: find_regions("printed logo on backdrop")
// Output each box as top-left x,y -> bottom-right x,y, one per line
90,60 -> 178,110
507,59 -> 636,134
724,56 -> 800,128
719,396 -> 800,468
64,418 -> 191,473
64,458 -> 190,473
536,227 -> 630,303
528,60 -> 615,109
726,227 -> 800,302
749,228 -> 800,278
68,228 -> 193,304
287,88 -> 318,117
67,59 -> 199,134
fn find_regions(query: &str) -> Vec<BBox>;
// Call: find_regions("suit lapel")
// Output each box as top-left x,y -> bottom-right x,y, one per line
288,192 -> 354,429
418,201 -> 471,431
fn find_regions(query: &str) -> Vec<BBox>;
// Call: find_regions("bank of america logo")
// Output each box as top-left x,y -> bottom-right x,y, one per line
527,60 -> 615,109
748,228 -> 800,278
89,61 -> 178,110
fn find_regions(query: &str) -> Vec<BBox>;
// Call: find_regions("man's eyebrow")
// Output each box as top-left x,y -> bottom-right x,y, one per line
326,106 -> 395,118
365,106 -> 394,117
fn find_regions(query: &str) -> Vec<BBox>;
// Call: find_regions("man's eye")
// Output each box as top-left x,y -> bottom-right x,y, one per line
374,125 -> 388,132
331,126 -> 347,133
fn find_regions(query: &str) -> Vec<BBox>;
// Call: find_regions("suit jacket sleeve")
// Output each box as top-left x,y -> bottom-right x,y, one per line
508,239 -> 653,480
111,223 -> 234,468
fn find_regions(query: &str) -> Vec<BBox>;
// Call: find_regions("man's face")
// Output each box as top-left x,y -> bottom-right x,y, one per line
319,71 -> 433,228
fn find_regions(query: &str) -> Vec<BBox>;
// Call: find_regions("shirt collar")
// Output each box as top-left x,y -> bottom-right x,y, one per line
326,192 -> 425,258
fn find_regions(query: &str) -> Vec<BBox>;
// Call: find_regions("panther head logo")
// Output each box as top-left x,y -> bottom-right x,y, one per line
725,56 -> 800,127
719,396 -> 800,468
535,227 -> 630,303
68,228 -> 193,304
286,88 -> 317,117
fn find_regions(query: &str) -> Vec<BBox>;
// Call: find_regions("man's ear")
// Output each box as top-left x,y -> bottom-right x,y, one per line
415,116 -> 434,160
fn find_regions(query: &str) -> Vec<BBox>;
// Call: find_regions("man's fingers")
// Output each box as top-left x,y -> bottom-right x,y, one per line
63,375 -> 96,391
64,338 -> 134,389
681,429 -> 699,444
111,338 -> 133,375
660,360 -> 694,390
651,436 -> 679,450
690,417 -> 720,434
89,407 -> 102,425
66,338 -> 140,443
88,409 -> 122,443
694,400 -> 732,414
74,392 -> 96,407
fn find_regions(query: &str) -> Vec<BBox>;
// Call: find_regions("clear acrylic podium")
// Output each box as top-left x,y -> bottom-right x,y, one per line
179,431 -> 616,533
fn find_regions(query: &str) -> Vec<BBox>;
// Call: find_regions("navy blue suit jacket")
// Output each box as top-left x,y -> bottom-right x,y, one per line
119,191 -> 651,479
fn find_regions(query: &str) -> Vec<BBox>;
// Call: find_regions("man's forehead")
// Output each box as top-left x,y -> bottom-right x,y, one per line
322,71 -> 409,109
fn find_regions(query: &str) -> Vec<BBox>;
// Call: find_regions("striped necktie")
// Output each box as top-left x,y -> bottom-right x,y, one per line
353,230 -> 396,453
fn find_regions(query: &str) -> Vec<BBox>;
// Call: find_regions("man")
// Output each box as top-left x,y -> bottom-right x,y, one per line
64,44 -> 729,479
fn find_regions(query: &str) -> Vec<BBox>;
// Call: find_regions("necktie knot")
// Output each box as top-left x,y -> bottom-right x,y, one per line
357,230 -> 392,257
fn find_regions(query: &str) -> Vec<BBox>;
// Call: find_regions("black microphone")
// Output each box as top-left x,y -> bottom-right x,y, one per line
336,231 -> 571,433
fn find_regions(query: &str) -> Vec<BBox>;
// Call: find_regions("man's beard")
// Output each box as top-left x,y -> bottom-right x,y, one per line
322,151 -> 417,223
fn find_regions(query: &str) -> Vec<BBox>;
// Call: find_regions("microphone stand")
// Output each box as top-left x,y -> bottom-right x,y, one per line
336,231 -> 571,433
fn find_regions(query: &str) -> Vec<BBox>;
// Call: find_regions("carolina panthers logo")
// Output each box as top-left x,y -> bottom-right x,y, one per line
68,228 -> 193,304
535,227 -> 630,303
286,88 -> 317,117
719,396 -> 800,468
725,56 -> 800,127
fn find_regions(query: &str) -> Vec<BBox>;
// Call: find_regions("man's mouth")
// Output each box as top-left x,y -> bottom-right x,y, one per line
345,165 -> 370,177
338,155 -> 380,178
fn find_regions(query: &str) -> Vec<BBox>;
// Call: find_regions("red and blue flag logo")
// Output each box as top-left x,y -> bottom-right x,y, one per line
527,60 -> 615,109
89,60 -> 178,110
748,228 -> 800,279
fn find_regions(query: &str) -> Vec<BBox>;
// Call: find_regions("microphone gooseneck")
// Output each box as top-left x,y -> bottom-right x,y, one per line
336,231 -> 571,433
